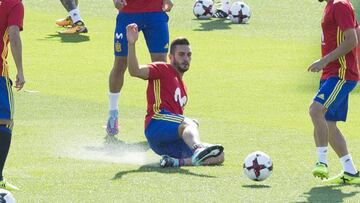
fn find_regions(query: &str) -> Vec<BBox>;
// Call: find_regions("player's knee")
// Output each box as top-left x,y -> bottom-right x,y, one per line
182,117 -> 198,128
309,102 -> 325,118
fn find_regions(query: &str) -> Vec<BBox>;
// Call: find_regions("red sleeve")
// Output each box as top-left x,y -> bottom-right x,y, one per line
148,63 -> 167,80
334,2 -> 356,31
8,3 -> 24,31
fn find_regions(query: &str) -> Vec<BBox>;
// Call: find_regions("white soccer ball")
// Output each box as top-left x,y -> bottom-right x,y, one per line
229,1 -> 251,24
0,189 -> 16,203
243,151 -> 273,181
193,0 -> 215,19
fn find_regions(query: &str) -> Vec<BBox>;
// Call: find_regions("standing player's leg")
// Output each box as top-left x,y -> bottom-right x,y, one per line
309,78 -> 340,179
107,56 -> 127,136
106,13 -> 139,136
57,0 -> 88,34
0,78 -> 18,191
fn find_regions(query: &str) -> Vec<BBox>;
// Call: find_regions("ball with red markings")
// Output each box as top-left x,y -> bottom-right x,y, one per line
243,151 -> 273,181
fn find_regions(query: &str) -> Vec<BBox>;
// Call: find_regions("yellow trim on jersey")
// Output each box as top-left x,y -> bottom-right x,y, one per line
1,28 -> 9,77
5,77 -> 14,129
337,27 -> 347,79
152,113 -> 183,123
323,79 -> 346,108
152,80 -> 161,113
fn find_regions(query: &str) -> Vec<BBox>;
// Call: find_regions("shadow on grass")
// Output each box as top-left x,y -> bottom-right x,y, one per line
297,185 -> 359,203
193,18 -> 232,31
113,163 -> 217,179
43,33 -> 90,43
242,184 -> 271,189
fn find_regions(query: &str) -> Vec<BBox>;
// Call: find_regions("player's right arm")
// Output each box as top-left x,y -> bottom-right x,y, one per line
8,3 -> 25,91
8,26 -> 24,90
127,23 -> 150,80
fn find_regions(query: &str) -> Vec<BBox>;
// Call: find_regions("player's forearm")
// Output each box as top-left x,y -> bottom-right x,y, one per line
127,43 -> 140,77
8,27 -> 23,76
323,29 -> 358,64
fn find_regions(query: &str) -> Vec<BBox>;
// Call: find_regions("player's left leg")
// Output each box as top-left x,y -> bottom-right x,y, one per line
322,83 -> 360,184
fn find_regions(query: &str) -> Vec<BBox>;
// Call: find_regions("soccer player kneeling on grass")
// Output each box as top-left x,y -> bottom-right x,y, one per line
126,23 -> 224,167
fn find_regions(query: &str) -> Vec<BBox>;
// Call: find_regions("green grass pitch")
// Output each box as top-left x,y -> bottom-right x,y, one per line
4,0 -> 360,202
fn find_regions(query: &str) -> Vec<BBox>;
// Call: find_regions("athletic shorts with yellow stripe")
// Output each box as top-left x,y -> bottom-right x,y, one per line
313,77 -> 357,121
145,109 -> 194,159
0,77 -> 14,134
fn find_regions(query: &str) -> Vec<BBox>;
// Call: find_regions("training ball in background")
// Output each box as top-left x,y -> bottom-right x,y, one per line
0,189 -> 16,203
229,1 -> 251,24
193,0 -> 215,19
243,151 -> 273,181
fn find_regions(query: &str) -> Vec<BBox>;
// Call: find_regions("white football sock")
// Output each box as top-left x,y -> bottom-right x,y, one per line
340,154 -> 358,175
69,8 -> 82,23
109,92 -> 120,111
317,147 -> 328,164
220,0 -> 231,12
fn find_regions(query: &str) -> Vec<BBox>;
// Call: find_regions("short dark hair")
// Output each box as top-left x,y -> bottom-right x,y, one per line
170,37 -> 190,54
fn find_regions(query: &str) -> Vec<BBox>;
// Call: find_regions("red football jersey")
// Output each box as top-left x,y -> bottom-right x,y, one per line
145,62 -> 188,128
120,0 -> 163,13
0,0 -> 24,77
321,0 -> 359,81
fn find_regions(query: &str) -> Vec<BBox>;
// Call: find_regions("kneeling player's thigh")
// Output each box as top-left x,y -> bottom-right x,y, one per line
153,140 -> 193,159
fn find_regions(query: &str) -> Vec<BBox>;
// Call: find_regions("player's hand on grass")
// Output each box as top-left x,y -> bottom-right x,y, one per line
15,72 -> 25,91
307,58 -> 328,72
113,0 -> 127,10
163,0 -> 173,12
126,23 -> 139,44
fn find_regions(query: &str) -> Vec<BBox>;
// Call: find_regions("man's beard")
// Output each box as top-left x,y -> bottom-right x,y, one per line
173,60 -> 189,73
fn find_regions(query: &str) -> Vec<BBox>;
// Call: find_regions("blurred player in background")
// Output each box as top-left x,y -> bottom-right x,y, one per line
126,23 -> 224,167
106,0 -> 173,136
56,0 -> 88,34
212,0 -> 231,18
0,0 -> 25,191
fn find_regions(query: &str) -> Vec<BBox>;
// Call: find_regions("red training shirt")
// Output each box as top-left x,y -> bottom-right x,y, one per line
145,62 -> 188,128
120,0 -> 163,13
321,0 -> 359,81
0,0 -> 24,77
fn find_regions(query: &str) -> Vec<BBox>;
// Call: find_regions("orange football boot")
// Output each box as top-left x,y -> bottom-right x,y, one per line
55,16 -> 73,27
57,21 -> 88,34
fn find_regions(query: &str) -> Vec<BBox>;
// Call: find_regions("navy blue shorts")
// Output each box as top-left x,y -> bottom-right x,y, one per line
114,12 -> 169,56
145,109 -> 193,159
313,77 -> 357,121
0,77 -> 14,131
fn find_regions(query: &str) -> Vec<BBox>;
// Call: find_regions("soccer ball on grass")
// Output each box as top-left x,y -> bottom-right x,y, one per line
229,1 -> 251,24
243,151 -> 273,181
193,0 -> 215,19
